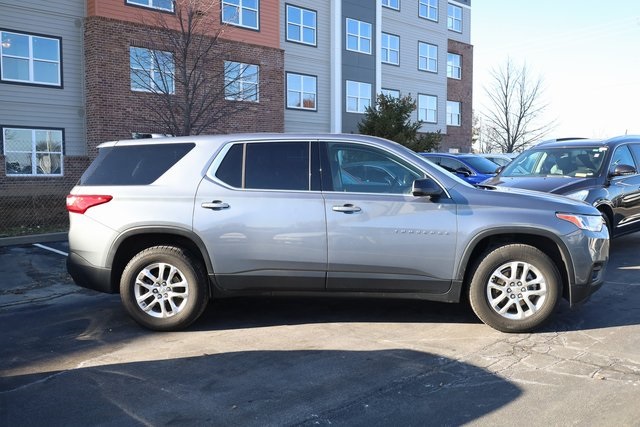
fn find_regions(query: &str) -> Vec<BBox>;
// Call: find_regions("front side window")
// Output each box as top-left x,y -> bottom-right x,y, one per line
418,42 -> 437,73
382,0 -> 400,10
1,31 -> 61,87
286,5 -> 316,45
346,80 -> 371,114
418,94 -> 437,123
346,18 -> 372,54
324,142 -> 423,194
610,145 -> 637,172
381,33 -> 399,65
448,4 -> 462,32
287,73 -> 317,110
447,101 -> 461,126
3,127 -> 63,176
419,0 -> 438,21
224,61 -> 259,102
215,142 -> 310,191
222,0 -> 259,30
126,0 -> 174,12
447,53 -> 461,79
130,47 -> 175,94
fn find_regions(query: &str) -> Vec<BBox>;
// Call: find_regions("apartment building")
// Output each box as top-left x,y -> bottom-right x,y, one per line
281,0 -> 473,151
1,0 -> 472,235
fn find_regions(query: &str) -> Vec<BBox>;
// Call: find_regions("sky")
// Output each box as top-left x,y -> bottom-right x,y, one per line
471,0 -> 640,140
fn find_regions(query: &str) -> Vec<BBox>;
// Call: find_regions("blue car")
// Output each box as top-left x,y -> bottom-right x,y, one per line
420,152 -> 500,184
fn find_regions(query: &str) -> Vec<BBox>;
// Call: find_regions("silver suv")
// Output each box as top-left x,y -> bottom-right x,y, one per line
66,134 -> 609,333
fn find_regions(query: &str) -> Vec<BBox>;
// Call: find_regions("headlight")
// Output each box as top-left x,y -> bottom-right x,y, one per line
556,213 -> 603,232
564,190 -> 589,201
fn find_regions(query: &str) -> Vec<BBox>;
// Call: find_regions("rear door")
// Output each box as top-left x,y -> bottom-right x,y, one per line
193,140 -> 327,291
320,141 -> 458,293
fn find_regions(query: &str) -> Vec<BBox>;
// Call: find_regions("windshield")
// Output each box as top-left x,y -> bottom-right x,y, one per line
501,147 -> 607,178
460,156 -> 501,174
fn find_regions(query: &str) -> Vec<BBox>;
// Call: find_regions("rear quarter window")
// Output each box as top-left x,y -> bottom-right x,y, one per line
80,143 -> 195,185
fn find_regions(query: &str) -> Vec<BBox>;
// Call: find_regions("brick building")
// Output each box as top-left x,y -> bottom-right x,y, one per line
0,0 -> 472,235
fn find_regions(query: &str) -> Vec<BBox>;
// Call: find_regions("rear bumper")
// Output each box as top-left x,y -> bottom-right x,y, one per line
67,252 -> 117,294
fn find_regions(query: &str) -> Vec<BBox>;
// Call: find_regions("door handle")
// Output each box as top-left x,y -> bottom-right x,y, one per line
332,204 -> 361,213
201,200 -> 230,210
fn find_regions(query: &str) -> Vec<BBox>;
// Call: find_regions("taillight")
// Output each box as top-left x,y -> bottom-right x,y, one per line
66,195 -> 113,214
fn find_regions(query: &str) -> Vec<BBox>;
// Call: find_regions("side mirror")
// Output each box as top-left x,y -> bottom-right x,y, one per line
609,164 -> 636,177
495,166 -> 504,174
412,178 -> 443,198
455,167 -> 472,177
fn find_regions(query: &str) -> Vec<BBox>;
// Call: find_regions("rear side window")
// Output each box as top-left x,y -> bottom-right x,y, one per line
80,143 -> 195,185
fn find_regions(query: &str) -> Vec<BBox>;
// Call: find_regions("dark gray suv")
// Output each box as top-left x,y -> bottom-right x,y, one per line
66,134 -> 609,333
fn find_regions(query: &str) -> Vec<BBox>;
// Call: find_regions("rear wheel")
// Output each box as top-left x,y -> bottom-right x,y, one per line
468,244 -> 561,333
120,246 -> 209,331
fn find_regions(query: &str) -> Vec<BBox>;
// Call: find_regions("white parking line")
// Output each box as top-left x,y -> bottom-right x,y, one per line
33,243 -> 68,257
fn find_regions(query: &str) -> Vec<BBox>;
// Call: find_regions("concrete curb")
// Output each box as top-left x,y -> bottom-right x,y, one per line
0,232 -> 68,247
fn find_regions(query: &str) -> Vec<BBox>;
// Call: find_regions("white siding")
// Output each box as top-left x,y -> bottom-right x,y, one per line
0,0 -> 86,156
281,1 -> 332,133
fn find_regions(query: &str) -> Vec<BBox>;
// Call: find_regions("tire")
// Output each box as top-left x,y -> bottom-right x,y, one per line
468,244 -> 561,333
120,246 -> 209,331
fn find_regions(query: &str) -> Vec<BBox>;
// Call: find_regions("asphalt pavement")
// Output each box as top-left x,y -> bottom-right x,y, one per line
1,234 -> 639,426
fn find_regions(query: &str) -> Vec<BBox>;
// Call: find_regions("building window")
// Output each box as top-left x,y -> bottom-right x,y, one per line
126,0 -> 174,12
130,47 -> 175,94
418,42 -> 437,73
448,4 -> 462,32
382,0 -> 399,10
418,94 -> 437,123
2,127 -> 63,176
381,88 -> 400,98
381,33 -> 399,65
0,31 -> 61,87
346,80 -> 371,113
346,18 -> 372,54
224,61 -> 259,102
447,101 -> 461,126
222,0 -> 259,30
287,73 -> 316,110
447,53 -> 461,79
419,0 -> 438,21
286,5 -> 317,46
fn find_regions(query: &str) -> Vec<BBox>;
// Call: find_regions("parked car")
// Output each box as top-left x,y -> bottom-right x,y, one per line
420,152 -> 500,184
478,153 -> 516,167
482,135 -> 640,238
66,134 -> 608,333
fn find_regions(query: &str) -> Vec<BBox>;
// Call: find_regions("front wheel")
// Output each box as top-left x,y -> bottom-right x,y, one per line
468,244 -> 561,333
120,246 -> 209,331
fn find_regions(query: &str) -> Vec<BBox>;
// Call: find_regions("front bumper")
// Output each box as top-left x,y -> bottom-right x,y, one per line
565,229 -> 609,306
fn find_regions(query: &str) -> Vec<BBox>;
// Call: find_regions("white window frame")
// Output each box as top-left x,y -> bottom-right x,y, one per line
448,3 -> 462,32
346,80 -> 371,114
419,0 -> 438,21
381,33 -> 400,65
286,72 -> 317,111
418,94 -> 437,123
224,61 -> 259,102
382,0 -> 400,10
286,4 -> 317,46
222,0 -> 260,30
2,127 -> 64,176
447,53 -> 461,79
447,101 -> 461,126
418,42 -> 438,73
346,18 -> 372,55
381,88 -> 400,99
125,0 -> 175,12
130,47 -> 175,94
0,31 -> 61,87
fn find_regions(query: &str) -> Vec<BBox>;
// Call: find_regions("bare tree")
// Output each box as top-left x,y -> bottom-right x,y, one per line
481,58 -> 555,153
130,0 -> 256,136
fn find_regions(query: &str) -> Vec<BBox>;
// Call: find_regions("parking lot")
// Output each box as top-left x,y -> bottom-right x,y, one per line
1,235 -> 639,426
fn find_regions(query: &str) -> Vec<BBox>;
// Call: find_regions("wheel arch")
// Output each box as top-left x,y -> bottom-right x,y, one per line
107,227 -> 214,295
458,229 -> 574,302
